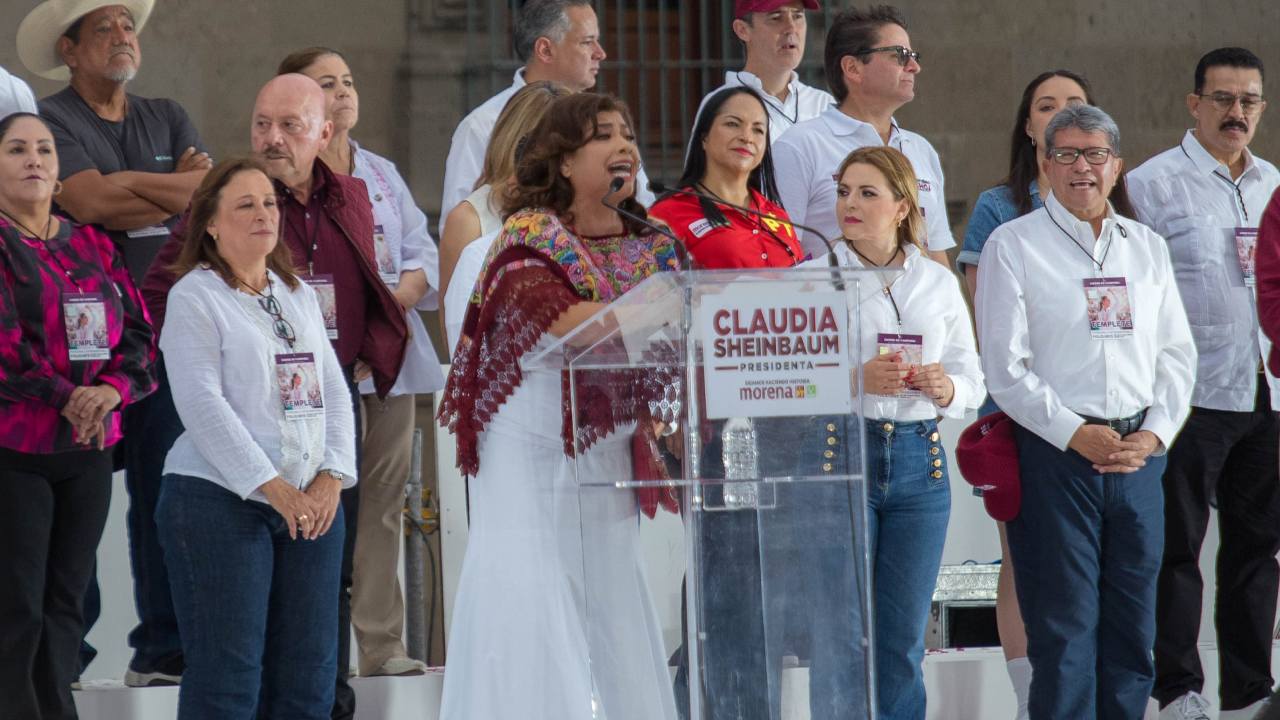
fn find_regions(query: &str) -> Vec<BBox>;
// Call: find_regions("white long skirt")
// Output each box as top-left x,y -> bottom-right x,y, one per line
440,366 -> 677,720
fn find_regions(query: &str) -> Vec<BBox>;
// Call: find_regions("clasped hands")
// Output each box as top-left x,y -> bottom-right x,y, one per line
60,383 -> 122,449
1067,424 -> 1160,474
259,472 -> 344,541
863,353 -> 954,407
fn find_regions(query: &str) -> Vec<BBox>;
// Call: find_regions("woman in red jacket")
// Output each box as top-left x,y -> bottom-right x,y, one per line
650,86 -> 802,267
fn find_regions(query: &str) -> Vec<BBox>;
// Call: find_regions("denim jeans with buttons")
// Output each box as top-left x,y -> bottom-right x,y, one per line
157,474 -> 344,720
861,418 -> 951,720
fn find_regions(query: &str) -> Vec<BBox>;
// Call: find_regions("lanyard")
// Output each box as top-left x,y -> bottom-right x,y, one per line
1179,140 -> 1249,222
849,243 -> 904,327
286,198 -> 321,275
0,210 -> 81,290
1047,210 -> 1122,273
735,72 -> 798,125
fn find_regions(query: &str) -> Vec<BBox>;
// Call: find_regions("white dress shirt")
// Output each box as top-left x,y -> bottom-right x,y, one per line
440,69 -> 654,229
803,243 -> 984,420
1127,129 -> 1280,411
0,65 -> 37,118
693,70 -> 834,145
976,193 -> 1197,451
773,106 -> 956,259
445,229 -> 500,356
161,268 -> 358,503
351,140 -> 446,397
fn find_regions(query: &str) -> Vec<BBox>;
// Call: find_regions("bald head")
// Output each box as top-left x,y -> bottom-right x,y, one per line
251,73 -> 333,193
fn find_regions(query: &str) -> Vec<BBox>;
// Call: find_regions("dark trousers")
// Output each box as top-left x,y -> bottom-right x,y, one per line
1154,383 -> 1280,711
0,447 -> 113,720
332,373 -> 362,720
1008,425 -> 1166,720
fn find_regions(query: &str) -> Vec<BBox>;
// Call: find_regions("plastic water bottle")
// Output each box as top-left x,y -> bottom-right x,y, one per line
721,417 -> 759,509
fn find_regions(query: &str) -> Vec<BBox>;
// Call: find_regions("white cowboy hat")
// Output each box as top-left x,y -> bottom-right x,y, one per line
17,0 -> 155,81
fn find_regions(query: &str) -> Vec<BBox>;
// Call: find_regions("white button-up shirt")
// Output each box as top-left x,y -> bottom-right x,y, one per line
351,140 -> 446,397
773,106 -> 956,259
976,193 -> 1197,451
439,68 -> 655,231
693,70 -> 834,145
1127,129 -> 1280,412
161,268 -> 358,503
802,243 -> 984,421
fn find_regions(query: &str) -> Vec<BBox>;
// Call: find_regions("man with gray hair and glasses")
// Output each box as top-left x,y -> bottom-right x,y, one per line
976,104 -> 1196,720
1127,46 -> 1280,720
440,0 -> 653,228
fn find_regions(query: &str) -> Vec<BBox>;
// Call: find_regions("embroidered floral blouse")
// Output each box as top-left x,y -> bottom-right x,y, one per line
0,216 -> 156,453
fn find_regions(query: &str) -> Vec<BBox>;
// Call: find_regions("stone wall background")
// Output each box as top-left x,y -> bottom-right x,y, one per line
3,0 -> 1277,227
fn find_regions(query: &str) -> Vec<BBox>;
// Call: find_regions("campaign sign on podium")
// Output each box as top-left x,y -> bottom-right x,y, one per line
523,266 -> 887,720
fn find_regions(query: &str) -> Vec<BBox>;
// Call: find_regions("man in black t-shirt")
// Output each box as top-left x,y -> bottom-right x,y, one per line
18,0 -> 211,688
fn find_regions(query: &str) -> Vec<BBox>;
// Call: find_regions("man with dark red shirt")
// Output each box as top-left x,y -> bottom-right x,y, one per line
142,74 -> 407,720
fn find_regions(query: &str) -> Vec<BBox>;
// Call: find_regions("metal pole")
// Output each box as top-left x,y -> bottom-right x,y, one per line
405,429 -> 427,662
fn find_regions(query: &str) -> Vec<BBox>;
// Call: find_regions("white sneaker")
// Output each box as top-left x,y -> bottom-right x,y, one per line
1158,692 -> 1212,720
1220,697 -> 1270,720
368,656 -> 427,677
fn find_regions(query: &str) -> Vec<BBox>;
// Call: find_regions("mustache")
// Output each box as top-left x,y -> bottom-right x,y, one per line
1221,119 -> 1249,132
109,45 -> 135,57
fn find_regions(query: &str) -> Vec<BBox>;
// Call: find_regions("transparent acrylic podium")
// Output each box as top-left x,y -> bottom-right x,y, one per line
523,267 -> 884,720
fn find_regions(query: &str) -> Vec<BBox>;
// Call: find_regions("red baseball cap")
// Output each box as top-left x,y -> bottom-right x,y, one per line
734,0 -> 820,17
955,411 -> 1021,522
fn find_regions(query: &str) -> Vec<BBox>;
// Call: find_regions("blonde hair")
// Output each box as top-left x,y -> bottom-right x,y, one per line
836,146 -> 925,249
476,81 -> 570,193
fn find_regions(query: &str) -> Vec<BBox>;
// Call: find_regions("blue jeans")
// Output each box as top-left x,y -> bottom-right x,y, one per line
1007,425 -> 1165,720
157,474 -> 344,720
864,418 -> 951,720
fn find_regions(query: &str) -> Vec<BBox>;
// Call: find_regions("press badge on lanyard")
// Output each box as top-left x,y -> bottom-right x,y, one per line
63,292 -> 110,361
275,352 -> 324,421
877,333 -> 923,398
302,274 -> 338,339
1082,277 -> 1134,339
372,224 -> 398,285
1236,227 -> 1259,287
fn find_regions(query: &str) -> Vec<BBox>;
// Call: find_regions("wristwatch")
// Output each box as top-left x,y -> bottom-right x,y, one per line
319,469 -> 353,485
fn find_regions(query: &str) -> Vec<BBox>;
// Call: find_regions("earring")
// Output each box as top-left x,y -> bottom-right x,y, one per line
1030,137 -> 1037,147
209,231 -> 218,241
53,180 -> 63,195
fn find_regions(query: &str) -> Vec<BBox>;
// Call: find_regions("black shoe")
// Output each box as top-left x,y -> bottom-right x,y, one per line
124,653 -> 184,687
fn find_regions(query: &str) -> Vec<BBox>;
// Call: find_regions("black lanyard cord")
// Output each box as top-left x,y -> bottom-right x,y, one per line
0,209 -> 80,289
1180,139 -> 1250,222
735,73 -> 799,125
1047,210 -> 1123,273
848,242 -> 904,326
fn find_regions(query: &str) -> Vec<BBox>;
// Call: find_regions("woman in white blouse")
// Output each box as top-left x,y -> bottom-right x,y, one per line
280,47 -> 446,677
157,157 -> 355,719
819,146 -> 984,720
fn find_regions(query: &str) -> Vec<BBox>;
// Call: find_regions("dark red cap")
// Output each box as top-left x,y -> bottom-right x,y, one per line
955,411 -> 1021,522
734,0 -> 820,18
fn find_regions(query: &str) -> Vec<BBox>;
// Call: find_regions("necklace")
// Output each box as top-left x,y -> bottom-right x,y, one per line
0,207 -> 52,242
847,241 -> 904,326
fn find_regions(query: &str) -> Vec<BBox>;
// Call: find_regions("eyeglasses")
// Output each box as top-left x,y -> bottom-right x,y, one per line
858,45 -> 921,67
1048,147 -> 1116,165
1197,92 -> 1266,115
257,293 -> 297,349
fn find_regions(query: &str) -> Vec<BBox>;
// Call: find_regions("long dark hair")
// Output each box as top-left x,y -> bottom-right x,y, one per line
671,86 -> 781,227
1001,69 -> 1135,218
171,156 -> 300,290
502,92 -> 653,236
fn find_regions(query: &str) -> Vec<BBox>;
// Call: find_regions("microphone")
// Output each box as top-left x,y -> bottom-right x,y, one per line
648,181 -> 842,268
602,177 -> 696,271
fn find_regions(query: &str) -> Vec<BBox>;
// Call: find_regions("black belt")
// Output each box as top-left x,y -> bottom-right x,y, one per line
1080,408 -> 1147,437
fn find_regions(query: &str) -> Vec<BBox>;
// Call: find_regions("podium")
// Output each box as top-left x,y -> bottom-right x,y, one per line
523,267 -> 883,720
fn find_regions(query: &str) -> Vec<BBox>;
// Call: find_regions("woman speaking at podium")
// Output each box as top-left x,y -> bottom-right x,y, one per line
813,146 -> 984,719
437,92 -> 680,720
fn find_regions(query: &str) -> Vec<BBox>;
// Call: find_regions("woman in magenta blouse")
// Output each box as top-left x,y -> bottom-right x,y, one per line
0,112 -> 155,719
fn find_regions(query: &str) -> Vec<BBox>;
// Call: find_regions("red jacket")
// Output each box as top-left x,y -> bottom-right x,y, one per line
141,160 -> 408,398
1255,187 -> 1280,375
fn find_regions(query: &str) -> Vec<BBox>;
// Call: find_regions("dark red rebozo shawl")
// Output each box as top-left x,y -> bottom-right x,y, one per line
437,208 -> 682,516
